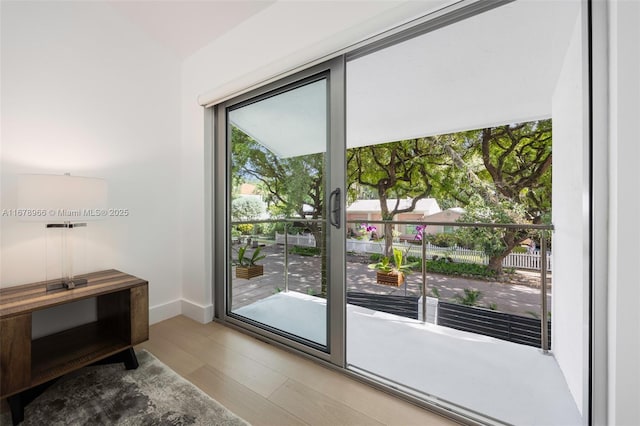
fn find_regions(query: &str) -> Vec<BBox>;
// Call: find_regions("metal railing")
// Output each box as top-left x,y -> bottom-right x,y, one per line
231,218 -> 553,352
231,218 -> 325,294
346,219 -> 553,352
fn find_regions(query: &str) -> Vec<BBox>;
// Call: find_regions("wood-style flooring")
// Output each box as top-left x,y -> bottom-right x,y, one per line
138,315 -> 459,426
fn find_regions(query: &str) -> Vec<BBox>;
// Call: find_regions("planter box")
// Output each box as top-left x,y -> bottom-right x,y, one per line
375,271 -> 405,287
235,265 -> 264,279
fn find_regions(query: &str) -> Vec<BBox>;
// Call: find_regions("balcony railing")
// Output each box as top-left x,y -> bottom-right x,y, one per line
347,219 -> 553,352
231,218 -> 553,351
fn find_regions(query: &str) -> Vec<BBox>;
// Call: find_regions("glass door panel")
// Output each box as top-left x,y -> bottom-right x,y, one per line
344,1 -> 584,424
227,77 -> 329,348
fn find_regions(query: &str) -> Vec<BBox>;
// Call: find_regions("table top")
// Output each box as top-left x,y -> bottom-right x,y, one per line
0,270 -> 147,319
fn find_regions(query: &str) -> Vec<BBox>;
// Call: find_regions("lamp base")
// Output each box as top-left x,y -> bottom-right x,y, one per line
46,278 -> 89,292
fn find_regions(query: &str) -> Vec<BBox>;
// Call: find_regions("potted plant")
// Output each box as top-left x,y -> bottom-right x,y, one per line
368,247 -> 418,286
234,243 -> 266,279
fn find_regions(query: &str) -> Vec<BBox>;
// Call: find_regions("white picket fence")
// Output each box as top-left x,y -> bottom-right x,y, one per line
275,232 -> 316,247
346,239 -> 552,271
276,233 -> 552,271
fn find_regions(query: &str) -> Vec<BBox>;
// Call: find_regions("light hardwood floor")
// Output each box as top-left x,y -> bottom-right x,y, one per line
138,315 -> 460,426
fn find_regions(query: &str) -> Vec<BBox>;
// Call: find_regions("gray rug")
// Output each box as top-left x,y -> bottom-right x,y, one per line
1,350 -> 249,426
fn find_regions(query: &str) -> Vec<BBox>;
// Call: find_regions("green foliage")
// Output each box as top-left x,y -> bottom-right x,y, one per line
347,138 -> 451,256
375,253 -> 498,279
425,259 -> 496,278
234,243 -> 266,266
430,287 -> 441,298
368,248 -> 419,274
446,121 -> 552,273
232,126 -> 324,220
289,246 -> 321,256
454,288 -> 483,306
231,197 -> 265,221
369,256 -> 393,273
236,224 -> 254,235
457,196 -> 517,256
424,232 -> 470,249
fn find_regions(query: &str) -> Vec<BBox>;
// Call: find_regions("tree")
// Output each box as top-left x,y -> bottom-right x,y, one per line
449,120 -> 552,274
231,126 -> 328,295
231,197 -> 265,222
232,127 -> 323,223
347,138 -> 448,256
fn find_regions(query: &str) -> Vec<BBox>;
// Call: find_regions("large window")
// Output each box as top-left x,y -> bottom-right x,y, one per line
212,1 -> 591,424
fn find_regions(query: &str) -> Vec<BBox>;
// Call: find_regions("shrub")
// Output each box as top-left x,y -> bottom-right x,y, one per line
425,259 -> 496,278
289,246 -> 321,256
428,233 -> 456,247
454,288 -> 483,306
237,224 -> 254,235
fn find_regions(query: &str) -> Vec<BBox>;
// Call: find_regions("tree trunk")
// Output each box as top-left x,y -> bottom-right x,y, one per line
487,254 -> 507,275
486,229 -> 523,276
383,222 -> 394,258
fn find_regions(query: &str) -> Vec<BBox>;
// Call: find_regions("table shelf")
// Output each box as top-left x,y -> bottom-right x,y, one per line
31,321 -> 129,387
0,270 -> 148,400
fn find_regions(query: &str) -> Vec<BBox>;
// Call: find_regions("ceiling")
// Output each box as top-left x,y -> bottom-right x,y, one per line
227,0 -> 581,158
346,0 -> 581,147
107,1 -> 275,58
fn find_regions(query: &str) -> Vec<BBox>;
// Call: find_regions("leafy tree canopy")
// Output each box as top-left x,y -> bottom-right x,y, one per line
231,197 -> 265,222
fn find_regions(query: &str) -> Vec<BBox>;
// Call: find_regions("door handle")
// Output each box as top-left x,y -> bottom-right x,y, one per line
329,188 -> 341,229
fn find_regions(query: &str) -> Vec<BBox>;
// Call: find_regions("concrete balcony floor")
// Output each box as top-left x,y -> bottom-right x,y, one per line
235,291 -> 582,426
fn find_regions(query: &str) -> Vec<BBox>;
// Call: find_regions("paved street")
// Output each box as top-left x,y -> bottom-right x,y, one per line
231,244 -> 551,318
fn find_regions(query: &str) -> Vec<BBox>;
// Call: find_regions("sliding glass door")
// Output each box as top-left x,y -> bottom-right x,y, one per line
212,1 -> 591,424
215,59 -> 345,360
342,2 -> 587,425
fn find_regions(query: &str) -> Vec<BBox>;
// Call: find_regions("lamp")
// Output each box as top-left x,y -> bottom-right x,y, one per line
18,173 -> 108,291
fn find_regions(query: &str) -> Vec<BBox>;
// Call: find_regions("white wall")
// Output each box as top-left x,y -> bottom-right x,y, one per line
608,1 -> 640,425
0,2 -> 183,326
179,1 -> 451,321
551,8 -> 588,416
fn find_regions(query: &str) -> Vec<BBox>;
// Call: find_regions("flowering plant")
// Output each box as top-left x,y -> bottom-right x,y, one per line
360,223 -> 377,233
357,222 -> 378,240
413,225 -> 426,241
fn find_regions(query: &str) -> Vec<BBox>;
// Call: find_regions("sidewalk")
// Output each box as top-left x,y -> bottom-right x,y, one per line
232,244 -> 551,317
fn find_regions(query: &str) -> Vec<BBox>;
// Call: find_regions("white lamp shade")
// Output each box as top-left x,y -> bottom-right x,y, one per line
18,174 -> 108,222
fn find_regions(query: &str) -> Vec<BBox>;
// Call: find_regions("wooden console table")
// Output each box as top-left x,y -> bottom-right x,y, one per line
0,270 -> 149,424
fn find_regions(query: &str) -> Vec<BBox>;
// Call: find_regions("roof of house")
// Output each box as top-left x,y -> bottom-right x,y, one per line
423,207 -> 465,220
346,198 -> 441,215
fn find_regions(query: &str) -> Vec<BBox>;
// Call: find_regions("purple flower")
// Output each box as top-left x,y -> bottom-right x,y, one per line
414,225 -> 425,241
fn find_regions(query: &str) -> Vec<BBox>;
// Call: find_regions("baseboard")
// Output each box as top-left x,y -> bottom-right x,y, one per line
149,299 -> 181,325
181,299 -> 214,324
